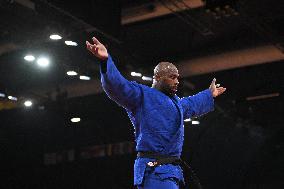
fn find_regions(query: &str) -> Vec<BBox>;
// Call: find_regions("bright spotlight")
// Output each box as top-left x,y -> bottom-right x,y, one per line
79,75 -> 91,80
184,118 -> 191,122
142,76 -> 152,81
65,41 -> 78,46
37,57 -> 50,67
8,96 -> 17,101
71,117 -> 81,123
192,120 -> 200,125
24,55 -> 35,62
131,72 -> 142,77
0,92 -> 5,98
49,34 -> 62,40
24,100 -> 32,107
67,71 -> 78,76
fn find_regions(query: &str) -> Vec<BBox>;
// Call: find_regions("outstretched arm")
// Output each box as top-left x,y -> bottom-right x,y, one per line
86,37 -> 142,110
181,78 -> 226,119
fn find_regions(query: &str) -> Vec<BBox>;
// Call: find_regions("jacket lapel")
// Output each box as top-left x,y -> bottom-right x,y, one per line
172,95 -> 183,127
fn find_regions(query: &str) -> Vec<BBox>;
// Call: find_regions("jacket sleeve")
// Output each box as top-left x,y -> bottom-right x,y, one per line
180,89 -> 214,119
100,55 -> 142,110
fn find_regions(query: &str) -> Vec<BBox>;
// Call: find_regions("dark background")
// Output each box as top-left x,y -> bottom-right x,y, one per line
0,0 -> 283,188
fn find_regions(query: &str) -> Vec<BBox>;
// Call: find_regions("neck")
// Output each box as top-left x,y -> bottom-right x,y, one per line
152,82 -> 161,91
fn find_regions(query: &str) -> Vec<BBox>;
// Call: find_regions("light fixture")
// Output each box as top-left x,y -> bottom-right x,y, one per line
0,93 -> 5,98
24,100 -> 32,107
79,75 -> 91,80
67,71 -> 78,76
142,76 -> 152,81
65,41 -> 78,46
71,117 -> 81,123
37,57 -> 50,67
49,34 -> 62,40
184,118 -> 191,122
131,72 -> 142,77
24,55 -> 35,62
192,120 -> 200,125
8,96 -> 17,101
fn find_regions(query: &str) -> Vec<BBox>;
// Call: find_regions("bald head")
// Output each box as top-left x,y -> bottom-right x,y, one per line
154,62 -> 178,78
152,61 -> 179,96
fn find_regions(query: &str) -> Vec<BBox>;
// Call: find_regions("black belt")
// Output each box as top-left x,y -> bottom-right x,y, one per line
137,151 -> 181,167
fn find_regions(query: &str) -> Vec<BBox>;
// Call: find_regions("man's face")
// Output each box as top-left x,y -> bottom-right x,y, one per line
154,63 -> 179,96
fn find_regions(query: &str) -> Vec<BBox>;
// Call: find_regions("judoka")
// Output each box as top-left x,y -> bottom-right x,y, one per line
86,37 -> 226,189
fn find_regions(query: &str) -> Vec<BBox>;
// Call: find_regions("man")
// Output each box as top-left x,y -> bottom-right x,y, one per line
86,37 -> 226,189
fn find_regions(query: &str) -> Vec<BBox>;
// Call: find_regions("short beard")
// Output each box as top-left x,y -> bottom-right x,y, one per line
159,82 -> 175,97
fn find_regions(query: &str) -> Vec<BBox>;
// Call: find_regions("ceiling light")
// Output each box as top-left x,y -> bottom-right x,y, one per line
24,100 -> 32,107
192,120 -> 200,125
49,34 -> 62,40
79,75 -> 90,80
184,118 -> 191,122
71,117 -> 81,123
131,72 -> 142,77
67,71 -> 78,76
8,96 -> 17,101
65,41 -> 78,46
24,55 -> 35,62
142,76 -> 152,81
37,57 -> 49,67
0,93 -> 6,98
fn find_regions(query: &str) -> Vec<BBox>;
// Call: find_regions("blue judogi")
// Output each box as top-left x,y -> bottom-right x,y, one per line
100,55 -> 214,188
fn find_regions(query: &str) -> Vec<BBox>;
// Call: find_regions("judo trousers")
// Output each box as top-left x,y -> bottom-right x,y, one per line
137,167 -> 179,189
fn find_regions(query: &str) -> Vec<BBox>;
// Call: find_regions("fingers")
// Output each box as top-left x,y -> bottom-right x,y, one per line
86,41 -> 94,52
86,40 -> 98,54
209,78 -> 217,90
211,78 -> 216,86
86,36 -> 100,47
86,37 -> 100,51
217,87 -> 226,95
92,37 -> 100,45
86,41 -> 92,51
211,78 -> 222,88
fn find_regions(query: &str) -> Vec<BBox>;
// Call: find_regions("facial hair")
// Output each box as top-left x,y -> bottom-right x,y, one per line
159,82 -> 176,97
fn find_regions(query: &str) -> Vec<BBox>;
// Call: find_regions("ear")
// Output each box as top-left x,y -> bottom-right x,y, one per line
154,75 -> 161,82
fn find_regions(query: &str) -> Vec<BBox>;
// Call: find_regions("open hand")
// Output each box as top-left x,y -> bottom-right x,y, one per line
86,37 -> 108,60
209,78 -> 226,97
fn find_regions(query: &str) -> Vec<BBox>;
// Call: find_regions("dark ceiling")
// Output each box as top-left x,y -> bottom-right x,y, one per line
0,0 -> 283,98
